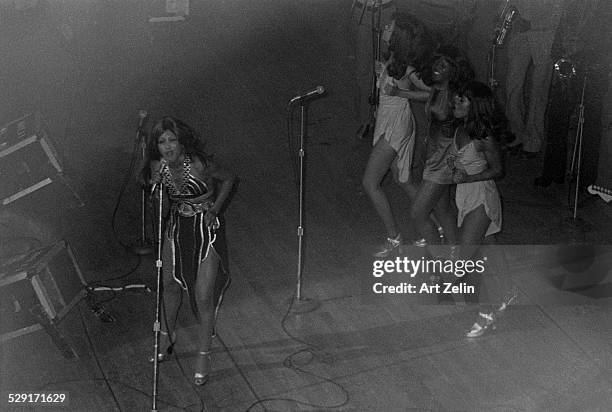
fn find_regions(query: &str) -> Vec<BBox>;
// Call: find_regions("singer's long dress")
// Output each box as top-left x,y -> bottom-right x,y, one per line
452,132 -> 502,236
372,65 -> 416,183
160,154 -> 230,322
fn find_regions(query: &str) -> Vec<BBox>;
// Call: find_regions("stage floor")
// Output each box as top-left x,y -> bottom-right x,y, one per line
2,236 -> 612,411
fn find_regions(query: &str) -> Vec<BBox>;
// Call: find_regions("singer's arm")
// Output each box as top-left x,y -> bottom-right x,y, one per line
207,161 -> 235,216
191,156 -> 236,222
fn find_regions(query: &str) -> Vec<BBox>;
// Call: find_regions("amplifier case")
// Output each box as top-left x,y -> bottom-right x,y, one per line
0,241 -> 87,343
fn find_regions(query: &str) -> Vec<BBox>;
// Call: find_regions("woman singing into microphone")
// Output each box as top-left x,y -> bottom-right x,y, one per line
142,116 -> 236,385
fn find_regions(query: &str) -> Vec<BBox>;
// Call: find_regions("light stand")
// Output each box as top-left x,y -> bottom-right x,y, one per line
289,102 -> 319,314
132,110 -> 154,255
150,181 -> 164,412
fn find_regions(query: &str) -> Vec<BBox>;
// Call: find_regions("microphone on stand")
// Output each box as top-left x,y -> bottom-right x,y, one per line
150,159 -> 168,195
288,86 -> 326,105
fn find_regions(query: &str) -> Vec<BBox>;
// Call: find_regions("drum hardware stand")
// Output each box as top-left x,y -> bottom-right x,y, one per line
132,110 -> 154,255
150,180 -> 164,412
349,0 -> 383,139
369,0 -> 383,113
288,101 -> 320,314
488,43 -> 499,91
564,72 -> 591,238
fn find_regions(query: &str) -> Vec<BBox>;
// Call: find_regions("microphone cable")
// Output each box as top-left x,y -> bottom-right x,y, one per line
35,299 -> 192,411
110,129 -> 143,251
242,293 -> 350,411
90,116 -> 152,296
243,103 -> 350,410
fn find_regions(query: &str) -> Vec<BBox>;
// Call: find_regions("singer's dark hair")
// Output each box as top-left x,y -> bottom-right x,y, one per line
141,116 -> 211,183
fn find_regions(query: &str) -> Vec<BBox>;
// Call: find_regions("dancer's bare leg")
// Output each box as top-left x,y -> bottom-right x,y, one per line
363,137 -> 400,238
411,180 -> 455,244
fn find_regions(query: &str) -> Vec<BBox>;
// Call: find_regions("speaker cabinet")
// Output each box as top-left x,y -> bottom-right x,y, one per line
0,112 -> 82,208
0,241 -> 87,354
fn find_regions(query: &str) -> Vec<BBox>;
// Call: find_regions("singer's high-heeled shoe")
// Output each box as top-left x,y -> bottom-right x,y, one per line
466,312 -> 496,338
194,351 -> 211,386
149,331 -> 175,363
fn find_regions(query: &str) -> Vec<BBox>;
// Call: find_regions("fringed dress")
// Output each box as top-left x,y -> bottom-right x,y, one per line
161,154 -> 230,322
372,65 -> 416,183
422,88 -> 455,184
452,133 -> 502,237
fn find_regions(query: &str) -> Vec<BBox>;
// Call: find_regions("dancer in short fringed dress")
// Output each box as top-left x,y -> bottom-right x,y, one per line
362,12 -> 432,258
449,81 -> 515,338
453,136 -> 502,238
409,46 -> 476,258
373,66 -> 417,185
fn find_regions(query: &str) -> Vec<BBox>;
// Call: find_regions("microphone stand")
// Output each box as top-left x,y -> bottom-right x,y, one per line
150,182 -> 164,412
132,111 -> 154,255
289,102 -> 319,314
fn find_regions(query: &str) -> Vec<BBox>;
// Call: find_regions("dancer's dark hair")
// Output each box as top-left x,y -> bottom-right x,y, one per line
384,12 -> 433,80
421,44 -> 474,90
456,81 -> 508,141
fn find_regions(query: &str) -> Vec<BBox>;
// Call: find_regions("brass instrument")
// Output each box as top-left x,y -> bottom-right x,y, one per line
488,0 -> 516,90
495,0 -> 517,46
554,57 -> 577,80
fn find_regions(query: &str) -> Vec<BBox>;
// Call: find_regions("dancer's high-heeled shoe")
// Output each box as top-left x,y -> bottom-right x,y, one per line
149,331 -> 175,363
373,234 -> 402,258
415,226 -> 445,248
466,312 -> 496,338
194,351 -> 211,386
497,289 -> 518,315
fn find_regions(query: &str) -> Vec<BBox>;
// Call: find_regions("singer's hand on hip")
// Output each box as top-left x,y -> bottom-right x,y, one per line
204,210 -> 218,228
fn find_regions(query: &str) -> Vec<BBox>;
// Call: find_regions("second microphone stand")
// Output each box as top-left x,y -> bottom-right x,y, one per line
289,102 -> 319,314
